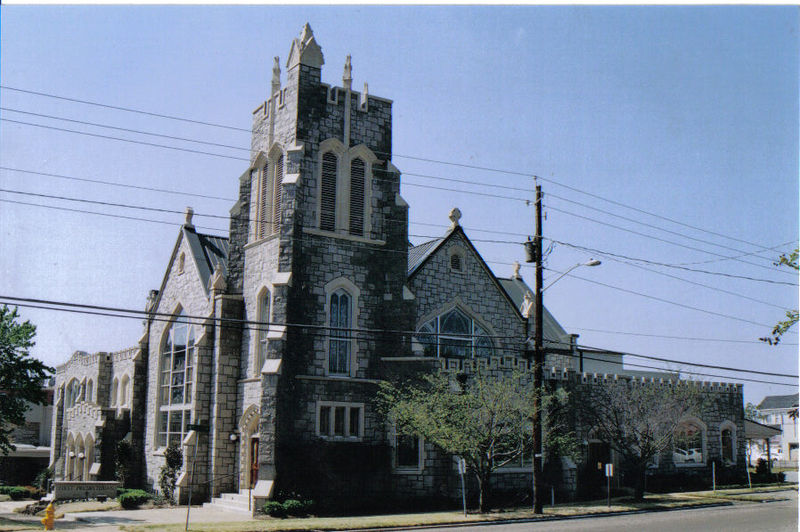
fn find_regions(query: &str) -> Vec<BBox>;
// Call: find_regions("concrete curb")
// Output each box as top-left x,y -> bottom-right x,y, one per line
352,501 -> 744,532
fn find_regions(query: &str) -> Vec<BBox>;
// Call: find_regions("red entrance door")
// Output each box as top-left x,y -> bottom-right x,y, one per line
250,438 -> 259,488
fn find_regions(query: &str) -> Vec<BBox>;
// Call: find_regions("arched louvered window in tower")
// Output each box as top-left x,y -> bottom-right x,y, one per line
272,155 -> 284,235
320,152 -> 338,231
258,164 -> 269,239
349,158 -> 365,236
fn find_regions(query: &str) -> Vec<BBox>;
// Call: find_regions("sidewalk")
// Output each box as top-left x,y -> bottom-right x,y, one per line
1,487 -> 795,532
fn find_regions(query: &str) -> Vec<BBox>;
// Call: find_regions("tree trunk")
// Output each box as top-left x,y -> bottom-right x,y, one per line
633,463 -> 646,502
476,471 -> 492,513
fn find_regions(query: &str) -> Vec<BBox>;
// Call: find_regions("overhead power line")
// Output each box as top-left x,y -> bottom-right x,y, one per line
544,266 -> 795,331
546,204 -> 795,276
4,194 -> 794,332
0,85 -> 250,132
551,239 -> 798,286
2,294 -> 797,383
565,326 -> 798,346
3,84 -> 788,259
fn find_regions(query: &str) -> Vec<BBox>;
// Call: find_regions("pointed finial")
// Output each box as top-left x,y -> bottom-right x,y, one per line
512,261 -> 521,279
343,55 -> 352,90
184,207 -> 194,228
521,291 -> 534,318
360,82 -> 369,108
210,264 -> 227,292
448,207 -> 462,228
300,23 -> 314,43
271,56 -> 281,95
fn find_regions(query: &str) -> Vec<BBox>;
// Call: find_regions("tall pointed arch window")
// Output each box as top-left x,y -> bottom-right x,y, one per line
328,290 -> 352,375
256,289 -> 271,374
320,152 -> 338,232
158,311 -> 195,448
257,163 -> 270,239
349,158 -> 366,236
272,154 -> 284,234
255,152 -> 285,240
416,308 -> 494,358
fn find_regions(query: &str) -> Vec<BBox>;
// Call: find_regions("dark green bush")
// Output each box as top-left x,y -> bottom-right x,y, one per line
0,486 -> 40,500
118,489 -> 152,509
263,500 -> 287,517
282,498 -> 314,516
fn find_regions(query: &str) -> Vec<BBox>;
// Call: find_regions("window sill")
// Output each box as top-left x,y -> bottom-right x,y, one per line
303,227 -> 385,246
244,234 -> 280,250
317,435 -> 363,442
153,448 -> 166,457
674,462 -> 706,468
393,466 -> 424,474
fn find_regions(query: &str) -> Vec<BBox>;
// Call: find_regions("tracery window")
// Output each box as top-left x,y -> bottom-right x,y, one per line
157,312 -> 195,448
328,289 -> 352,375
673,419 -> 705,466
256,289 -> 271,374
417,307 -> 494,358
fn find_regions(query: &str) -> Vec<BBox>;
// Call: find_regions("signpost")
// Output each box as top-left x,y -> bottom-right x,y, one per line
605,463 -> 614,508
457,457 -> 467,516
185,423 -> 208,532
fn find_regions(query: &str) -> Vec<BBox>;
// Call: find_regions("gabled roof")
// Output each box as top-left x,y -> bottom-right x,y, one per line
408,238 -> 444,275
184,227 -> 229,293
757,394 -> 799,411
152,225 -> 229,312
744,418 -> 782,440
497,276 -> 571,344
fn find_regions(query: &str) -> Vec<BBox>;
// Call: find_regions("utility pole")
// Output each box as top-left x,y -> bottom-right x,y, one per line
532,183 -> 544,514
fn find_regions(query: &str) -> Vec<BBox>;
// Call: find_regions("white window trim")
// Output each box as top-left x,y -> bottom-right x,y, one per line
674,416 -> 708,468
415,302 -> 497,359
155,307 -> 196,450
315,401 -> 364,441
315,140 -> 378,238
324,277 -> 360,377
391,425 -> 425,474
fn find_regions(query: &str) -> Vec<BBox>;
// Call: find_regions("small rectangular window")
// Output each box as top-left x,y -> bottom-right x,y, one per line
334,406 -> 346,436
319,406 -> 331,436
397,433 -> 421,469
349,407 -> 361,437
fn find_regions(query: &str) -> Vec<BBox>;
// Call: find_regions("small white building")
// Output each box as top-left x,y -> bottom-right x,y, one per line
756,394 -> 799,463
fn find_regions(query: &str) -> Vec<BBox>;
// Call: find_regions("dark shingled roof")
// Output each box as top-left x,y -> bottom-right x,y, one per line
184,227 -> 229,293
407,238 -> 444,275
757,394 -> 799,411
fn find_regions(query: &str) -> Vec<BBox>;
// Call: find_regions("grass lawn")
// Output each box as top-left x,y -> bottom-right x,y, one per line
0,517 -> 39,532
119,493 -> 731,532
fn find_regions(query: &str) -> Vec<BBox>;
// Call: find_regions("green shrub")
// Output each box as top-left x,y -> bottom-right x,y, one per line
263,500 -> 287,518
282,499 -> 311,516
118,489 -> 152,509
0,486 -> 39,500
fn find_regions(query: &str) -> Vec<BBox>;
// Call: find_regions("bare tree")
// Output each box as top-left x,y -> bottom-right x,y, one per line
578,378 -> 704,501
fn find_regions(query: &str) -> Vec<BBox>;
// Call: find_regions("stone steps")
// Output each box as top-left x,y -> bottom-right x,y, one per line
203,491 -> 255,514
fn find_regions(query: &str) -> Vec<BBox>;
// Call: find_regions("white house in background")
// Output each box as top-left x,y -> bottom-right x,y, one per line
756,394 -> 799,462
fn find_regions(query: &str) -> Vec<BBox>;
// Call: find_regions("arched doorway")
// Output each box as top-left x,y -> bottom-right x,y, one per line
238,405 -> 260,491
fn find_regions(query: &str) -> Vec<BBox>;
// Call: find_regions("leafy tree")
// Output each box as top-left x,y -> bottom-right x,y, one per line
578,378 -> 704,501
159,442 -> 183,504
760,249 -> 798,345
744,402 -> 765,422
0,306 -> 53,454
378,370 -> 571,513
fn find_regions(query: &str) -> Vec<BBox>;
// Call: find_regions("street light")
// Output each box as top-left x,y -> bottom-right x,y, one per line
542,259 -> 602,292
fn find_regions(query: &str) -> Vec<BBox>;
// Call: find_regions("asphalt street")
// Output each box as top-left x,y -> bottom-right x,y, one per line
435,491 -> 798,532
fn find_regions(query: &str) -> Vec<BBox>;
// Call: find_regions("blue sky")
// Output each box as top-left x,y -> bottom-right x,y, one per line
1,6 -> 797,404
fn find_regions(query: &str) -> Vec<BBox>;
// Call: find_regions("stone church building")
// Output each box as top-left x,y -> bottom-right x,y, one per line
50,25 -> 746,512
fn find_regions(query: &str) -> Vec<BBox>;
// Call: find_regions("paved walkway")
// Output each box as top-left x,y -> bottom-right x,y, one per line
0,499 -> 253,531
